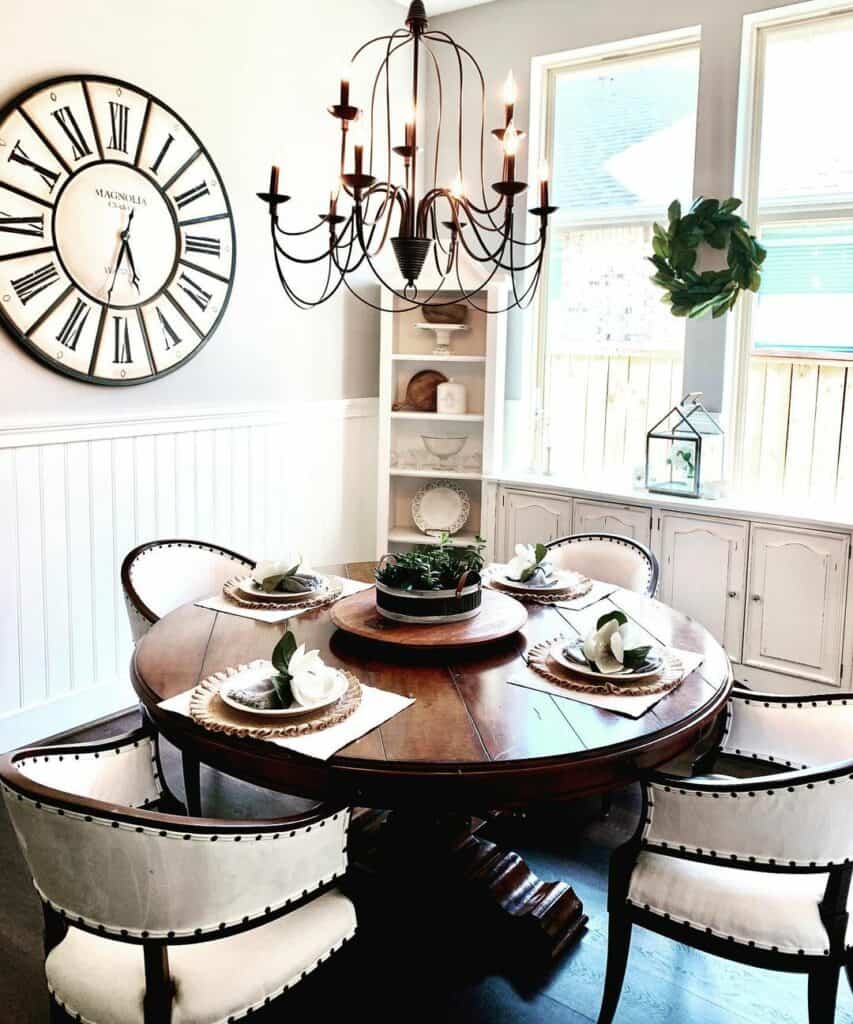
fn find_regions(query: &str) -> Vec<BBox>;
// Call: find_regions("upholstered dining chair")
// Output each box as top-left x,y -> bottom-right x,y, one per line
546,533 -> 659,597
0,724 -> 356,1024
597,688 -> 853,1024
121,538 -> 255,644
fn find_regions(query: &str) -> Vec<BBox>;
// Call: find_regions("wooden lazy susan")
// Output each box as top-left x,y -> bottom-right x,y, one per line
330,586 -> 528,647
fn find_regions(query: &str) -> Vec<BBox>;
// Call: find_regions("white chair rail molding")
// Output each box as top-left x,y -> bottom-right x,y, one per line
3,0 -> 853,1023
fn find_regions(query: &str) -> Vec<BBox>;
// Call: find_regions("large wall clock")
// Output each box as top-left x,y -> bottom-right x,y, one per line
0,75 -> 236,385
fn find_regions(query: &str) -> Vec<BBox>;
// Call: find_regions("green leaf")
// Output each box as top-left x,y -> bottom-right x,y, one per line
720,197 -> 742,213
652,236 -> 668,259
534,542 -> 548,564
667,199 -> 681,224
271,672 -> 293,707
596,610 -> 628,631
622,646 -> 652,669
271,629 -> 297,675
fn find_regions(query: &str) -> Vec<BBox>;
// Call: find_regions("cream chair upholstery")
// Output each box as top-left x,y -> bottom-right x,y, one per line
547,533 -> 659,597
121,539 -> 255,644
1,726 -> 355,1024
597,688 -> 853,1024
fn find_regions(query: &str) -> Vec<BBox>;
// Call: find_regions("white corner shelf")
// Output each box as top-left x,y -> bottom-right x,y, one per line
390,412 -> 485,422
391,353 -> 487,363
390,468 -> 484,481
376,280 -> 509,560
388,527 -> 482,547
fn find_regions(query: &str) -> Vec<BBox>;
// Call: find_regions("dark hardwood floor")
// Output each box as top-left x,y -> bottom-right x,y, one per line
3,710 -> 853,1024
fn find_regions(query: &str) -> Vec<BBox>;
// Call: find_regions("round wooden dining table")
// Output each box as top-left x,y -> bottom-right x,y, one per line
133,561 -> 732,962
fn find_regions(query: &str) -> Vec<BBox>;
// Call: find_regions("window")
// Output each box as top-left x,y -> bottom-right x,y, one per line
534,37 -> 700,480
735,9 -> 853,502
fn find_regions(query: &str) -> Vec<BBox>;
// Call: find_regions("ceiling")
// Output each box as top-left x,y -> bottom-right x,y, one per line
393,0 -> 496,16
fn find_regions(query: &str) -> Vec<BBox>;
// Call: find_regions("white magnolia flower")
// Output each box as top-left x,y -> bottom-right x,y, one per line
288,643 -> 343,707
582,617 -> 621,673
610,623 -> 644,664
506,543 -> 538,581
252,553 -> 302,584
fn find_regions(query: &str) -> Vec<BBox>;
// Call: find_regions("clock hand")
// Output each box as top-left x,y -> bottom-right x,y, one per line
124,237 -> 141,294
106,210 -> 135,304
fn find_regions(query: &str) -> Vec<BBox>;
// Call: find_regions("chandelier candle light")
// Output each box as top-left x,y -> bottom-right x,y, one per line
257,0 -> 558,312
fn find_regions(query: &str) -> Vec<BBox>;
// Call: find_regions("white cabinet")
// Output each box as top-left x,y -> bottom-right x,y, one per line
743,525 -> 849,687
573,500 -> 652,547
500,490 -> 572,560
657,513 -> 748,661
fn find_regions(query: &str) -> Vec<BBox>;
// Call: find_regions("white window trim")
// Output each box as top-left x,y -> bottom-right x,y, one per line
728,0 -> 853,490
524,26 -> 702,473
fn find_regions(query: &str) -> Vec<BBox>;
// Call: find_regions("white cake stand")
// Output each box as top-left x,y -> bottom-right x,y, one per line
414,322 -> 469,355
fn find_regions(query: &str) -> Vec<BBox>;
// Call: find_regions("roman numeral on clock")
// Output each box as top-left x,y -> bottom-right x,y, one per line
56,298 -> 89,351
11,261 -> 59,305
107,102 -> 129,153
173,182 -> 209,209
184,234 -> 220,257
112,314 -> 132,364
0,211 -> 44,237
155,306 -> 182,350
176,271 -> 212,312
8,141 -> 60,193
51,106 -> 91,161
149,133 -> 174,175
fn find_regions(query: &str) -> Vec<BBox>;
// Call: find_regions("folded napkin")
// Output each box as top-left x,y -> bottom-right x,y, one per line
195,577 -> 370,623
484,564 -> 618,610
510,646 -> 704,718
159,680 -> 413,761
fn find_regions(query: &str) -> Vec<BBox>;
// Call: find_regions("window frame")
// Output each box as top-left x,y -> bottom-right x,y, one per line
729,0 -> 853,491
526,26 -> 702,473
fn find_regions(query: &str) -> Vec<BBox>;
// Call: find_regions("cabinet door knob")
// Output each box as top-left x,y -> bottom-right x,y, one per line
727,591 -> 737,598
751,594 -> 761,602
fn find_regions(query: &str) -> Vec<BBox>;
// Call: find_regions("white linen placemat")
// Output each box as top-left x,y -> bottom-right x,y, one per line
553,579 -> 619,610
195,577 -> 371,623
159,682 -> 413,761
509,647 -> 704,718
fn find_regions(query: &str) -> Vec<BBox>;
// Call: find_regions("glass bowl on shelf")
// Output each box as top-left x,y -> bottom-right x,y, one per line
420,434 -> 468,469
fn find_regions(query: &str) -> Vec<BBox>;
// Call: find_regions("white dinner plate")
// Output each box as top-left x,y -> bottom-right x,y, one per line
496,568 -> 586,593
219,662 -> 348,717
550,639 -> 664,681
412,480 -> 470,535
235,575 -> 326,603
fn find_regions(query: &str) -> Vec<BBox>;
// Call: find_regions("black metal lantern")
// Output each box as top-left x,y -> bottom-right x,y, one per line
257,0 -> 557,314
646,393 -> 725,499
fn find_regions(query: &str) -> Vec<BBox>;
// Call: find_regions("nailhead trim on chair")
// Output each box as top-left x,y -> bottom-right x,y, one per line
720,696 -> 853,767
47,928 -> 357,1024
546,533 -> 658,596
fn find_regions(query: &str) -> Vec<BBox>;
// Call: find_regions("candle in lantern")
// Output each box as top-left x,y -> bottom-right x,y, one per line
330,178 -> 341,216
537,158 -> 549,209
502,70 -> 517,127
351,120 -> 365,177
502,122 -> 520,183
340,70 -> 350,109
404,102 -> 416,152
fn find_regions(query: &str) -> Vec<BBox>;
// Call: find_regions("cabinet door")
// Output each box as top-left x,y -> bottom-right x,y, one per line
744,525 -> 848,686
658,513 -> 748,661
502,490 -> 572,559
573,500 -> 652,547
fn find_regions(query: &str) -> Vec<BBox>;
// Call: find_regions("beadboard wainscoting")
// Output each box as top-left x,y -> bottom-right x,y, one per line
0,398 -> 378,750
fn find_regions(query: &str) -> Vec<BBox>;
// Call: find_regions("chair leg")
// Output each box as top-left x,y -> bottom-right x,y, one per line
182,752 -> 202,816
808,963 -> 840,1024
597,908 -> 633,1024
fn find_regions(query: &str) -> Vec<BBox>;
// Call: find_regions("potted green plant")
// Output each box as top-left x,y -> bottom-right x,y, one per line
374,534 -> 485,623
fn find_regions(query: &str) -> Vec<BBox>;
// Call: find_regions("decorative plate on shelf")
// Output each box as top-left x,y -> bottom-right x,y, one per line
550,639 -> 664,681
412,480 -> 470,535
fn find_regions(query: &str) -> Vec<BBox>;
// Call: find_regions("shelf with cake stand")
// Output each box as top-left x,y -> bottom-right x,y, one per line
376,279 -> 508,559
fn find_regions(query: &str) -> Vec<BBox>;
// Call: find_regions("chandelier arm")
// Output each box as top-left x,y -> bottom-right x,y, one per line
270,222 -> 344,310
421,41 -> 443,192
272,217 -> 331,239
363,34 -> 412,223
424,30 -> 504,234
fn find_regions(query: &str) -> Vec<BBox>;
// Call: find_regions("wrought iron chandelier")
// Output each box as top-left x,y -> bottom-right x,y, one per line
258,0 -> 557,313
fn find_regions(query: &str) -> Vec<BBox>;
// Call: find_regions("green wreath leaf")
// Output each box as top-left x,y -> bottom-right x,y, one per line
648,196 -> 764,319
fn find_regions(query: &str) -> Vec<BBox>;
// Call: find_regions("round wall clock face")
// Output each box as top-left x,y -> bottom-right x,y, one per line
0,75 -> 236,385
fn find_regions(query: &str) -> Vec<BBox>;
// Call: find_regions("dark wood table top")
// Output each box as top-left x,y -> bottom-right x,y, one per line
132,562 -> 732,810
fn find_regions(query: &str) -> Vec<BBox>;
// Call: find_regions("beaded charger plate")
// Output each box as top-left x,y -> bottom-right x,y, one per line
485,571 -> 593,605
189,662 -> 362,739
222,575 -> 344,612
528,636 -> 688,697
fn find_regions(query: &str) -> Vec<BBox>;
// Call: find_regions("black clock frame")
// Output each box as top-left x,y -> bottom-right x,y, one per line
0,74 -> 237,387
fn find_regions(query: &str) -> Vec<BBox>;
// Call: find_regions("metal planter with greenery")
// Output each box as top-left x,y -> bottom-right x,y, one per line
374,534 -> 485,624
